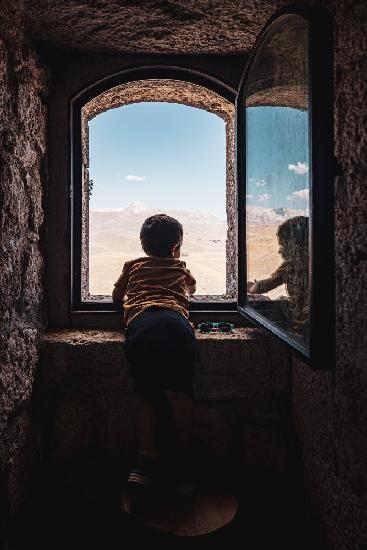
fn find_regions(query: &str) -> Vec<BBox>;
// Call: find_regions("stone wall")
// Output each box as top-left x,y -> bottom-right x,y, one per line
0,0 -> 48,539
34,329 -> 289,501
0,1 -> 365,548
24,0 -> 276,55
292,2 -> 367,549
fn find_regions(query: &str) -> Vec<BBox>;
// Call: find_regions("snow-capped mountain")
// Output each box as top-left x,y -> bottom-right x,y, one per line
246,205 -> 309,225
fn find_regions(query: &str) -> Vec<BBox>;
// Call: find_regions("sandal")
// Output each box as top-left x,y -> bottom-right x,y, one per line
126,453 -> 159,516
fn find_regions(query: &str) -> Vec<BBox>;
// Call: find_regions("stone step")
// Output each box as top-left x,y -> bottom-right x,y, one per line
121,485 -> 239,537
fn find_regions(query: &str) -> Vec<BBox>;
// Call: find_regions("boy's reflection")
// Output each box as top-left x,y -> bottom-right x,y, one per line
247,216 -> 309,340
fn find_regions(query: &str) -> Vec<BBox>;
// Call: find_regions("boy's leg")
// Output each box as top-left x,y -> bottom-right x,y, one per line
165,390 -> 196,494
126,395 -> 160,515
134,395 -> 158,461
165,390 -> 195,456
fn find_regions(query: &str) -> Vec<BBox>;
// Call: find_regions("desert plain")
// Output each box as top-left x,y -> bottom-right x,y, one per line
87,202 -> 298,300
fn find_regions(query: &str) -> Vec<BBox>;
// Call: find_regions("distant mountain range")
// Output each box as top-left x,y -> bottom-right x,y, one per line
89,201 -> 227,295
89,201 -> 226,257
88,201 -> 304,296
246,205 -> 309,225
91,201 -> 308,229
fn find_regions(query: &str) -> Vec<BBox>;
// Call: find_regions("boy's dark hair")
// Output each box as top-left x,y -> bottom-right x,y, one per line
277,216 -> 309,250
140,214 -> 183,257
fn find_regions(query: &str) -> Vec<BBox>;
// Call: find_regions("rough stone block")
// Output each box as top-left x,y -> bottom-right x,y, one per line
35,328 -> 290,491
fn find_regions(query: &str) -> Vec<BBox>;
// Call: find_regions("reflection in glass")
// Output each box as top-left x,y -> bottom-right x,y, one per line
245,15 -> 310,349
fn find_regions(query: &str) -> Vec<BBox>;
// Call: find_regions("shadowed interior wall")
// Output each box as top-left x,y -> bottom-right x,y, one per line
0,1 -> 48,539
292,2 -> 367,549
0,1 -> 366,549
34,328 -> 289,501
41,2 -> 367,548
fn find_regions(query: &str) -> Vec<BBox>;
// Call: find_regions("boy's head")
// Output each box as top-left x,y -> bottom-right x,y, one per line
277,216 -> 309,258
140,214 -> 183,258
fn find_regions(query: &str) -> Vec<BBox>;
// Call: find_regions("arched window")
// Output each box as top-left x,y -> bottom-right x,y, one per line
79,80 -> 236,305
71,70 -> 237,313
70,6 -> 334,368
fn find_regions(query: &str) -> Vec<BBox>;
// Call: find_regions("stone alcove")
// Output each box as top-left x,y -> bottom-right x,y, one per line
1,2 -> 367,549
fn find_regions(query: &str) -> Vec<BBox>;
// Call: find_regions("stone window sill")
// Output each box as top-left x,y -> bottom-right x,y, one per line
36,328 -> 291,474
39,328 -> 290,399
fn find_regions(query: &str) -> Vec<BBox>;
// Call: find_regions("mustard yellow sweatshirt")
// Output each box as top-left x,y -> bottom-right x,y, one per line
112,256 -> 196,327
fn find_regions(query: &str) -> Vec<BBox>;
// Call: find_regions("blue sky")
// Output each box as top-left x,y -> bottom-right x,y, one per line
89,102 -> 226,218
246,106 -> 309,210
89,102 -> 309,218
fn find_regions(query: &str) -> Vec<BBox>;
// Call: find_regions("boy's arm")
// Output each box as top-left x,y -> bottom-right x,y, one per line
112,262 -> 131,303
248,264 -> 285,294
185,269 -> 196,296
248,277 -> 280,294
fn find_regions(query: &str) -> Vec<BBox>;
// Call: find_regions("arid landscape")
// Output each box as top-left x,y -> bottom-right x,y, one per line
88,202 -> 307,299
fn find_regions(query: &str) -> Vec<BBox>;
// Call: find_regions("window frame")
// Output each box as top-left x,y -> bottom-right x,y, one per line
236,6 -> 335,369
70,66 -> 238,314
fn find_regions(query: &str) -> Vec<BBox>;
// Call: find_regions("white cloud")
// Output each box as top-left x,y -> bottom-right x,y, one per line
258,193 -> 270,202
256,179 -> 267,187
288,162 -> 309,175
246,194 -> 253,199
294,188 -> 309,200
287,188 -> 309,202
125,174 -> 146,182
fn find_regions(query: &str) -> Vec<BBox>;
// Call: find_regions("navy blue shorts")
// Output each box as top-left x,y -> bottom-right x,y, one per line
124,307 -> 197,402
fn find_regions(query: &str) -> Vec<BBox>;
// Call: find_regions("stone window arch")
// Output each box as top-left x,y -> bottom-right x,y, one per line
78,78 -> 236,304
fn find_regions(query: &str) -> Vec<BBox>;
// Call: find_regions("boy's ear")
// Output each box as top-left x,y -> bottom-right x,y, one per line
171,242 -> 181,257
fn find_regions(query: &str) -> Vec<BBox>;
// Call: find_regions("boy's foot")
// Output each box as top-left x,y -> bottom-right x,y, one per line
126,453 -> 159,517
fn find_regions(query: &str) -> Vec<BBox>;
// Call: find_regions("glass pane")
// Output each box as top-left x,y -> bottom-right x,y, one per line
244,15 -> 310,350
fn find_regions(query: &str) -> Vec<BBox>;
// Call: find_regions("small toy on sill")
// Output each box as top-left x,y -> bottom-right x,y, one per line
198,322 -> 234,333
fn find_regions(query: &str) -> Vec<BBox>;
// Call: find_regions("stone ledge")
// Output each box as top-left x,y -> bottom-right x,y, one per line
41,327 -> 265,345
35,327 -> 291,481
39,328 -> 289,400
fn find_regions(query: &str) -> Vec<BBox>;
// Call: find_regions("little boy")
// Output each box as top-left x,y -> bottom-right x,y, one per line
112,214 -> 197,509
247,216 -> 309,340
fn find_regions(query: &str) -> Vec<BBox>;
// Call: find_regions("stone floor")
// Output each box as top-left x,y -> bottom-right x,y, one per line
8,461 -> 322,549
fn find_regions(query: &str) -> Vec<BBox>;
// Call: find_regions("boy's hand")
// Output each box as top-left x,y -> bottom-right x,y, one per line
185,268 -> 196,296
112,261 -> 131,303
247,280 -> 257,293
